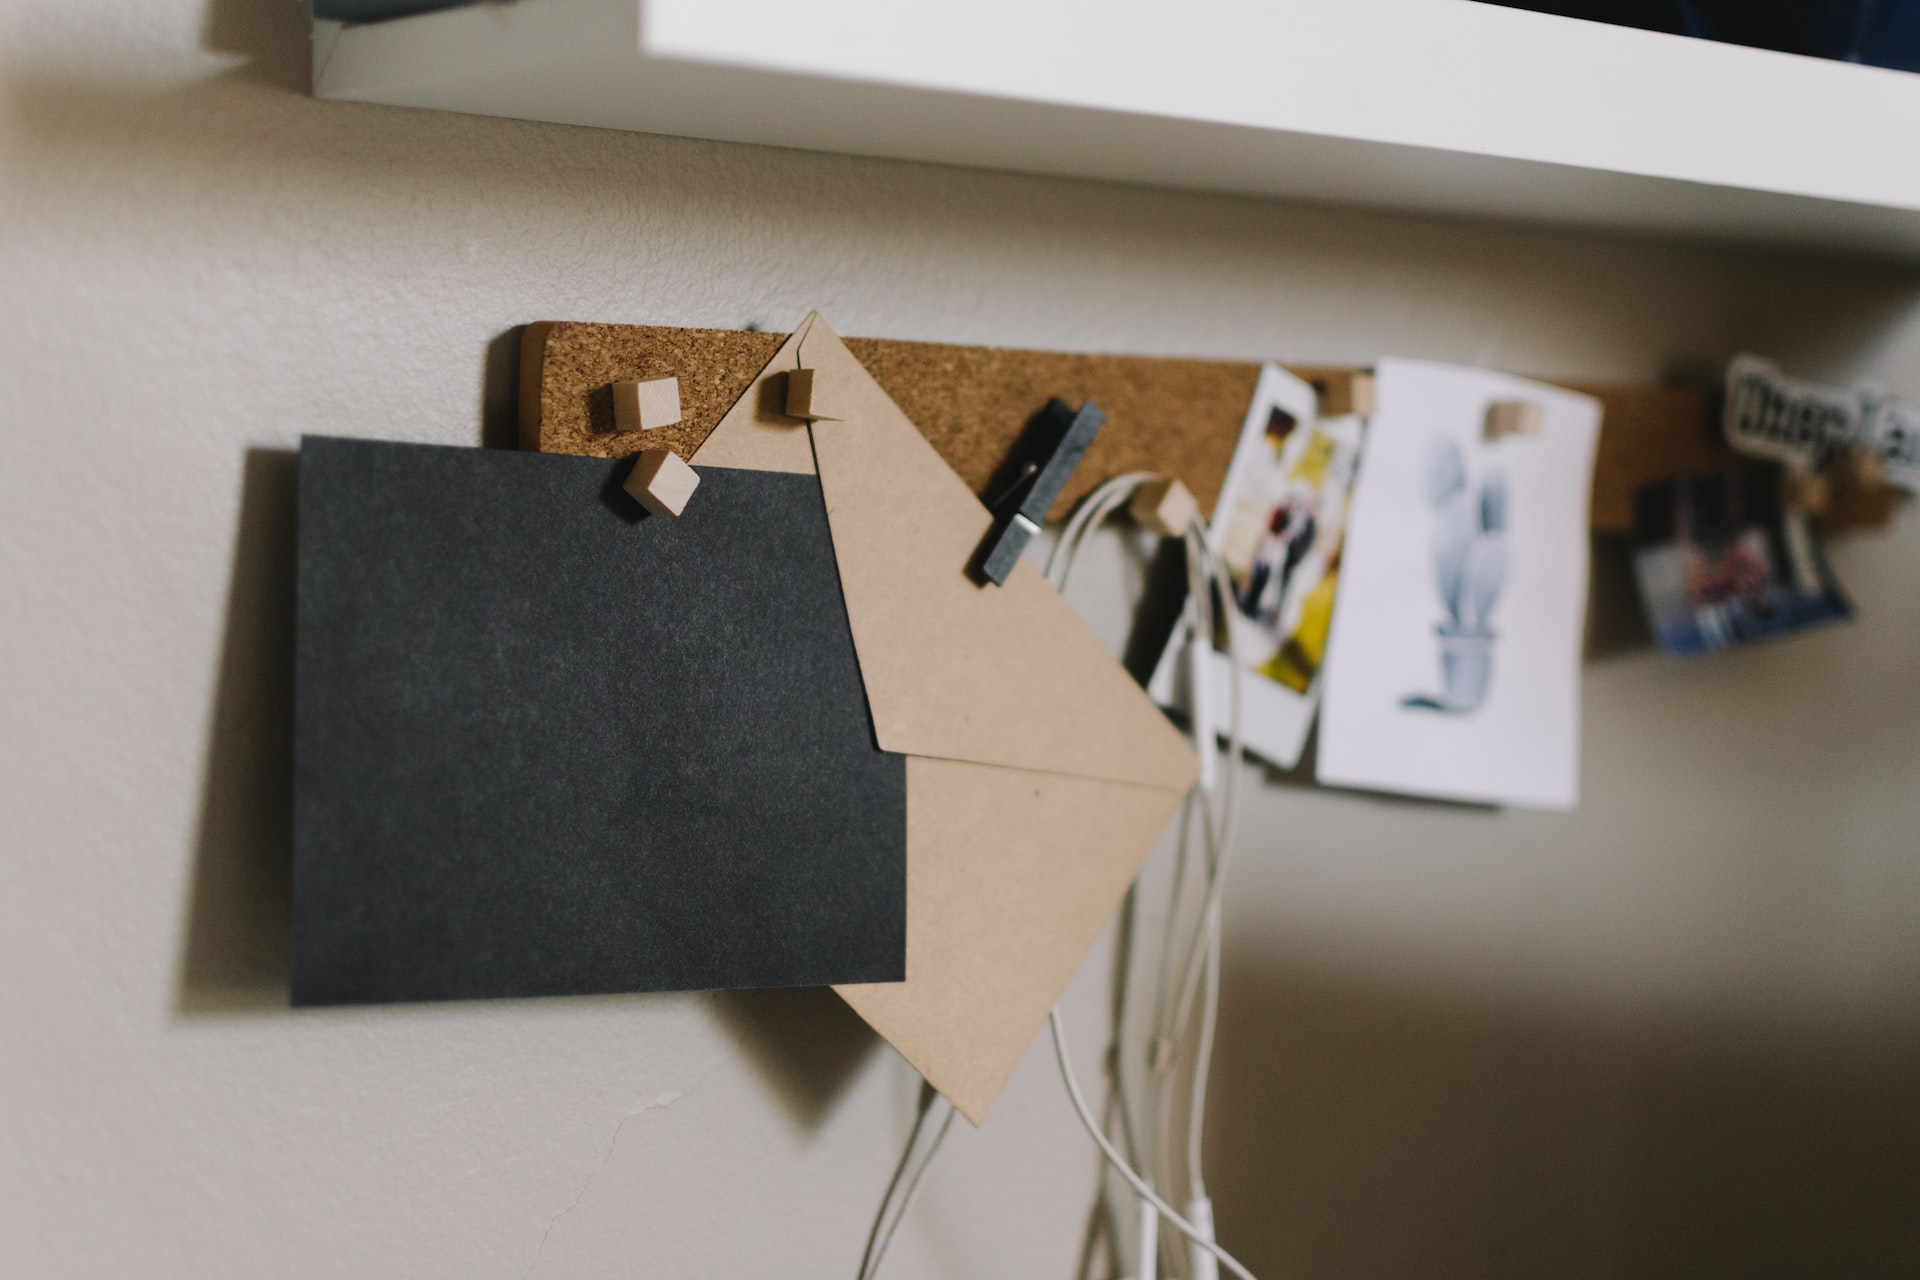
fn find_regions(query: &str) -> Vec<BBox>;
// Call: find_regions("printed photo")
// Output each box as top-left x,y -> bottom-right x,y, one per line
1632,468 -> 1851,657
1148,364 -> 1362,770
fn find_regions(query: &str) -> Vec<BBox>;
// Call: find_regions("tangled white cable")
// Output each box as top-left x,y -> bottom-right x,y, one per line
857,1085 -> 957,1280
858,472 -> 1256,1280
1045,472 -> 1253,1280
1049,1008 -> 1258,1280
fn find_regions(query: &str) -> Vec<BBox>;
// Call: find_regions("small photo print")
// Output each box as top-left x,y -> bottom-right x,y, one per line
1632,468 -> 1851,657
1147,363 -> 1360,770
1215,382 -> 1363,699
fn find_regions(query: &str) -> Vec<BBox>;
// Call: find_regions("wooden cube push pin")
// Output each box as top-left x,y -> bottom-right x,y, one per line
785,367 -> 846,421
1780,465 -> 1831,516
1837,445 -> 1889,493
1822,446 -> 1902,531
623,447 -> 700,517
1317,371 -> 1376,419
1485,400 -> 1544,441
612,377 -> 682,434
1130,477 -> 1199,538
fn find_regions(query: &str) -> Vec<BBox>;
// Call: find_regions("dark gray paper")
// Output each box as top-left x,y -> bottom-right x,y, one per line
293,437 -> 905,1005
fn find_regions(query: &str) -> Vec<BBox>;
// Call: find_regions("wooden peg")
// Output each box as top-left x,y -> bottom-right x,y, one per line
623,447 -> 700,517
1316,371 -> 1375,418
1486,400 -> 1544,441
1821,445 -> 1902,532
1780,465 -> 1831,516
1129,477 -> 1199,538
785,368 -> 846,421
1837,445 -> 1889,493
612,377 -> 682,434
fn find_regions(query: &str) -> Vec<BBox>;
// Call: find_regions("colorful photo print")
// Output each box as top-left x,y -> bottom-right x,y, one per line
1148,364 -> 1361,769
1632,468 -> 1851,657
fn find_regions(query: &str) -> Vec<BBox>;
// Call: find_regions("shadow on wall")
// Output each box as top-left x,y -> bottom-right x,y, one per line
1204,952 -> 1920,1280
1586,535 -> 1656,661
177,448 -> 298,1015
171,442 -> 874,1128
201,0 -> 312,93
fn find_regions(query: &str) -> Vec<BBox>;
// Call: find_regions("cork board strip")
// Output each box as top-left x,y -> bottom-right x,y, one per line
524,322 -> 1846,534
523,322 -> 1259,521
1555,382 -> 1733,533
519,321 -> 786,465
841,338 -> 1260,521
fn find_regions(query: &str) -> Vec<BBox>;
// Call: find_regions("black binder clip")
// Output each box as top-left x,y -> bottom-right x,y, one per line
972,397 -> 1106,586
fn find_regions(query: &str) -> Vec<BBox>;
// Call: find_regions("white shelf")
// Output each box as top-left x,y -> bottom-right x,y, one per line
314,0 -> 1920,258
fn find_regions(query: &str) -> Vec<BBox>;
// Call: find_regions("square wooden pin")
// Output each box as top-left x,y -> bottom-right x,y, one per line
1317,371 -> 1376,419
1485,400 -> 1544,441
623,447 -> 700,517
785,368 -> 846,421
1130,477 -> 1199,538
612,377 -> 682,434
1780,465 -> 1831,516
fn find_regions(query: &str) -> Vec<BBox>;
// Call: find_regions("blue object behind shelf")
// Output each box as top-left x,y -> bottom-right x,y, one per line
1485,0 -> 1920,73
313,0 -> 479,23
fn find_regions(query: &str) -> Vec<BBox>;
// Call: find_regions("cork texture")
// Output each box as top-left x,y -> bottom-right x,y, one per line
1555,382 -> 1733,533
521,322 -> 787,467
524,323 -> 1261,520
841,338 -> 1260,520
523,323 -> 1887,534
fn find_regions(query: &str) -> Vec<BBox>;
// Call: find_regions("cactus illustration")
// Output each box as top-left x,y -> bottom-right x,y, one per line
1405,438 -> 1508,714
1460,468 -> 1508,631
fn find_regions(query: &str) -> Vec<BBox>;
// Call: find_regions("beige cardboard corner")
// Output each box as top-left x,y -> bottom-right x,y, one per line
800,317 -> 1198,794
688,316 -> 818,474
692,311 -> 1197,1123
835,758 -> 1186,1124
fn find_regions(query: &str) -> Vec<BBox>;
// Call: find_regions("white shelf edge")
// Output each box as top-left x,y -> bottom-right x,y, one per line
314,0 -> 1920,258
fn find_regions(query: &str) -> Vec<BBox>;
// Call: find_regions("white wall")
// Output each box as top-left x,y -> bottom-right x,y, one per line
2,2 -> 1917,1277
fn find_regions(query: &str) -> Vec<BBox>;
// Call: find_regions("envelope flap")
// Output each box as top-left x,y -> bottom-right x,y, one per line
688,321 -> 817,475
799,318 -> 1198,793
836,758 -> 1187,1124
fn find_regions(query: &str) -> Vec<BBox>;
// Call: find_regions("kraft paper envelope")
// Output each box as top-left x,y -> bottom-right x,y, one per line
694,314 -> 1197,1122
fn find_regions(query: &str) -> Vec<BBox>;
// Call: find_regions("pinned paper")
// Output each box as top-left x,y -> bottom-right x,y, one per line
795,321 -> 1195,792
697,313 -> 1197,1122
1318,361 -> 1600,810
1148,363 -> 1358,771
1862,395 -> 1920,493
689,321 -> 819,474
292,440 -> 905,1005
1723,353 -> 1862,472
1633,467 -> 1851,657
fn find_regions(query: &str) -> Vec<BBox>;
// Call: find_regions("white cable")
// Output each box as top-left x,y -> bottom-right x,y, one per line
1189,559 -> 1219,795
1050,1008 -> 1261,1280
1185,909 -> 1223,1198
1049,470 -> 1189,1277
1185,1194 -> 1220,1280
859,1095 -> 957,1280
1046,480 -> 1255,1280
857,1093 -> 936,1280
1050,474 -> 1197,1206
1124,517 -> 1243,1263
1045,471 -> 1158,591
1166,521 -> 1246,1051
1180,521 -> 1244,1222
1136,1200 -> 1160,1280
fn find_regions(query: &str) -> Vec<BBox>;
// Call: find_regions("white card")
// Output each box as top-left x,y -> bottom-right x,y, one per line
1148,363 -> 1358,770
1317,360 -> 1600,810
